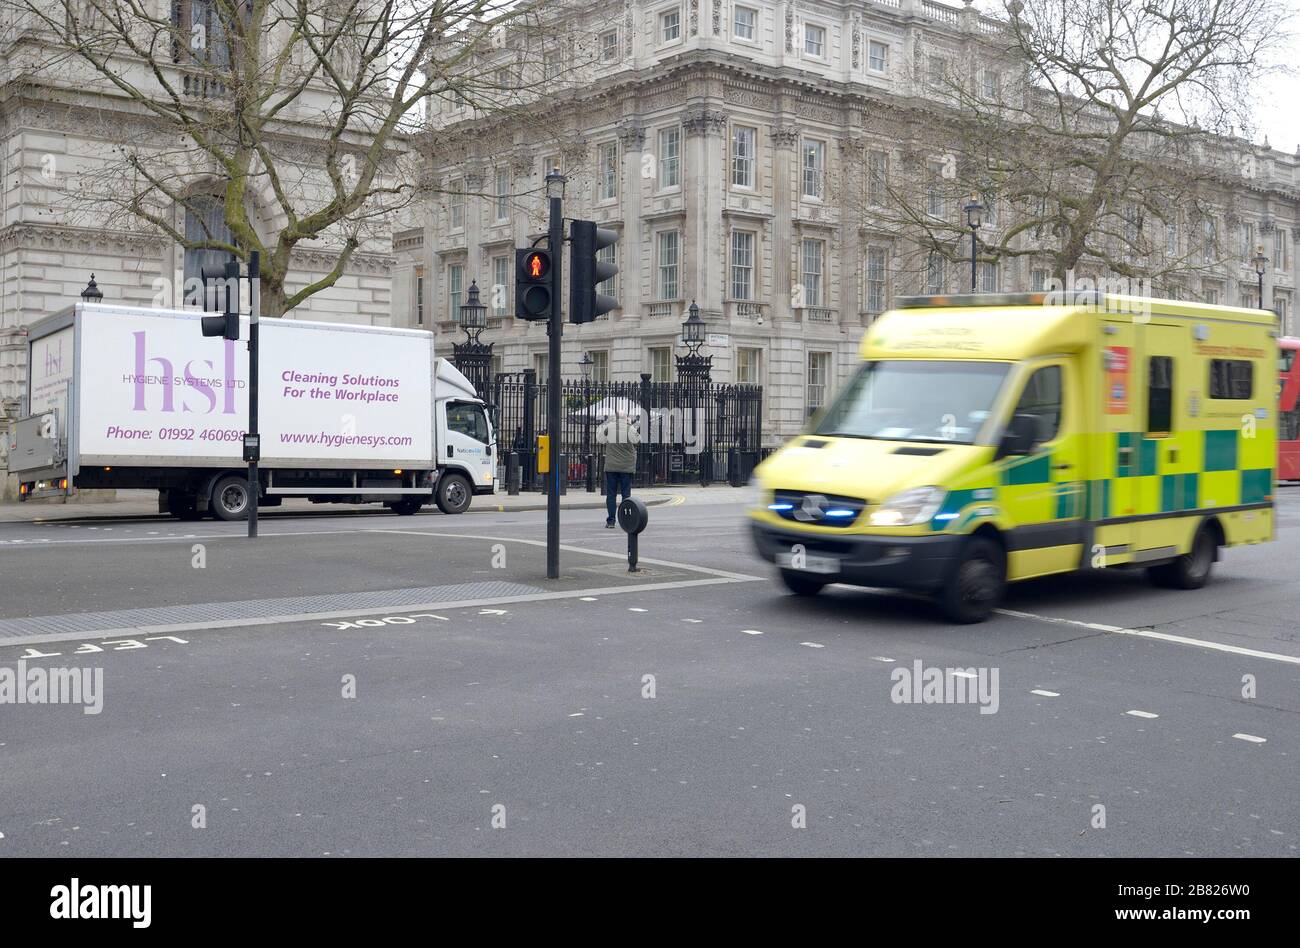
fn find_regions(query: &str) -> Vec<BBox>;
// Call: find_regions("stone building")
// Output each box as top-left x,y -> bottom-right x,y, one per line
400,0 -> 1300,445
0,4 -> 397,492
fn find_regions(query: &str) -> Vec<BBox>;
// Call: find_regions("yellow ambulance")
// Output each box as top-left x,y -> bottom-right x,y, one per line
749,292 -> 1277,622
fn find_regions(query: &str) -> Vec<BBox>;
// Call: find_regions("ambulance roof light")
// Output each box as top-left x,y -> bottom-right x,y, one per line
894,290 -> 1106,309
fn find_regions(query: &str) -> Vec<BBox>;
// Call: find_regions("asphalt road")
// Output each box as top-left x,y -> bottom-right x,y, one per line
1,488 -> 1297,856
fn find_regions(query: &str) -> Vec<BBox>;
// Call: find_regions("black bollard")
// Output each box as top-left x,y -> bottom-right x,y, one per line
617,496 -> 649,573
506,452 -> 520,496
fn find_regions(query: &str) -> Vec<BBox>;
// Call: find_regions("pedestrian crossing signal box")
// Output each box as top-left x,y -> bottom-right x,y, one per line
537,434 -> 550,474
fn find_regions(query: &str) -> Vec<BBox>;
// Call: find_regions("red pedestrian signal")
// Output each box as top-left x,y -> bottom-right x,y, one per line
516,248 -> 553,321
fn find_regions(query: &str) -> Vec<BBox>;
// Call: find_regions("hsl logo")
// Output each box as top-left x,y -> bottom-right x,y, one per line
130,331 -> 241,415
44,337 -> 64,376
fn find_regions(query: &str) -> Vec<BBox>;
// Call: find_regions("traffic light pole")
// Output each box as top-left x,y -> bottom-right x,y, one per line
246,251 -> 260,539
546,193 -> 563,579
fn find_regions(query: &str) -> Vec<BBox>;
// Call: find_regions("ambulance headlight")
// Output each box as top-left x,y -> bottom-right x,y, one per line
869,486 -> 947,526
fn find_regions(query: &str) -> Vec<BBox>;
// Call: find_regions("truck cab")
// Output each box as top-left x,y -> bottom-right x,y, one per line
750,292 -> 1277,622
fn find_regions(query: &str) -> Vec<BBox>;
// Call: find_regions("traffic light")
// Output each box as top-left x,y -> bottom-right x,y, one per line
200,259 -> 240,340
568,219 -> 618,324
515,248 -> 553,321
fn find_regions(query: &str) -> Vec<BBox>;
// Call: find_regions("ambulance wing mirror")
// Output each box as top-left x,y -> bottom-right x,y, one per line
996,412 -> 1040,459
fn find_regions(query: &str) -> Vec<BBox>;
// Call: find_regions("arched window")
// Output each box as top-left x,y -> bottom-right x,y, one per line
183,195 -> 234,305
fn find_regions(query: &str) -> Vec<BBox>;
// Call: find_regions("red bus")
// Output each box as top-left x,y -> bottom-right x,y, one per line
1281,337 -> 1300,482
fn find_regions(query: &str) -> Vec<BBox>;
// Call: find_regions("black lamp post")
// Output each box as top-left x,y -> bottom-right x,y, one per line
580,352 -> 594,492
964,195 -> 985,291
676,300 -> 712,383
1253,245 -> 1270,310
452,279 -> 493,402
81,274 -> 104,302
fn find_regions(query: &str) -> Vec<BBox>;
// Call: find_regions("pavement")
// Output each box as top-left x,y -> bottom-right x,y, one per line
0,484 -> 1296,856
0,484 -> 746,522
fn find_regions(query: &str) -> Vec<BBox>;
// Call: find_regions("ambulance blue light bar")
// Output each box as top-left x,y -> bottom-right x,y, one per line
894,290 -> 1105,309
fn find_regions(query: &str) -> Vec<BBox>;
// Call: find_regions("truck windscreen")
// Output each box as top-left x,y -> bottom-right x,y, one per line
813,360 -> 1010,445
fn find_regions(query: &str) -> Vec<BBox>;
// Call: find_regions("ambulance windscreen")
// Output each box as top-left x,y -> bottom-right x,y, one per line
813,360 -> 1010,445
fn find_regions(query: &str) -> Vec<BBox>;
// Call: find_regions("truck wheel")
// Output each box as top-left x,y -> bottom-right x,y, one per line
936,536 -> 1005,624
779,568 -> 826,597
435,473 -> 472,515
391,498 -> 424,516
211,475 -> 251,521
1147,525 -> 1216,589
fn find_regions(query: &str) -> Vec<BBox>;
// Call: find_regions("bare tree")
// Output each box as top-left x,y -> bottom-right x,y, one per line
838,0 -> 1294,292
2,0 -> 586,315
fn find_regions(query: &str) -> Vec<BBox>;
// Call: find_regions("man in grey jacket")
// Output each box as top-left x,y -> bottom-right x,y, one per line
603,410 -> 637,528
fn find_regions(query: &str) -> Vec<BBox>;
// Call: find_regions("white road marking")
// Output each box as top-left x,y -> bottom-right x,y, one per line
569,712 -> 584,718
628,608 -> 647,613
871,656 -> 896,663
579,597 -> 598,601
478,609 -> 508,616
949,670 -> 978,679
682,619 -> 703,623
800,642 -> 825,649
1233,733 -> 1267,744
741,629 -> 762,635
1126,710 -> 1159,719
1030,689 -> 1060,697
997,608 -> 1300,666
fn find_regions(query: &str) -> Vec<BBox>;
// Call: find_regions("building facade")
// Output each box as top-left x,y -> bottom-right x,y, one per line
402,0 -> 1300,445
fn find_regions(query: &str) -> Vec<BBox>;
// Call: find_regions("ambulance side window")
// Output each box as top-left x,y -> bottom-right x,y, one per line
1147,356 -> 1174,435
1011,365 -> 1062,448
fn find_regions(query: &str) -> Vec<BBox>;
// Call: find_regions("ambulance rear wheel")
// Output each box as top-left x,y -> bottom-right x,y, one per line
937,537 -> 1005,624
1147,525 -> 1216,590
779,569 -> 826,597
435,473 -> 472,515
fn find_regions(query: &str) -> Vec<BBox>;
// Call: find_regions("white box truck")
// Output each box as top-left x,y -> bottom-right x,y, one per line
9,301 -> 495,519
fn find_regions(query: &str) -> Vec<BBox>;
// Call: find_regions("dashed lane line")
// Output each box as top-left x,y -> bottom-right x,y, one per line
997,608 -> 1300,666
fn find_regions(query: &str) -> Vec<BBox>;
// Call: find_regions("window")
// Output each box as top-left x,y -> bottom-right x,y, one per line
734,6 -> 757,40
658,127 -> 680,189
927,55 -> 949,88
597,239 -> 619,306
491,255 -> 510,317
534,353 -> 548,378
801,238 -> 824,307
804,24 -> 825,57
731,125 -> 756,188
1239,222 -> 1255,260
449,182 -> 465,230
1147,356 -> 1173,435
1208,359 -> 1253,399
650,346 -> 672,382
1030,268 -> 1049,292
1202,217 -> 1217,264
1275,229 -> 1289,270
415,266 -> 426,325
981,69 -> 1000,100
801,139 -> 825,199
868,40 -> 888,73
737,347 -> 761,384
926,161 -> 947,218
660,8 -> 681,43
807,351 -> 831,416
447,402 -> 490,443
601,30 -> 619,61
1010,366 -> 1063,447
589,350 -> 609,383
865,247 -> 887,315
730,230 -> 755,300
1166,222 -> 1177,255
598,142 -> 618,201
182,195 -> 234,305
1203,285 -> 1220,306
171,0 -> 231,68
493,168 -> 509,221
978,261 -> 999,293
867,150 -> 888,206
926,254 -> 946,294
657,230 -> 679,300
446,264 -> 464,321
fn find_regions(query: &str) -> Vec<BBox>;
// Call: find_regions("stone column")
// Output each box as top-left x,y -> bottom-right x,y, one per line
770,124 -> 799,321
617,120 -> 646,322
684,107 -> 727,321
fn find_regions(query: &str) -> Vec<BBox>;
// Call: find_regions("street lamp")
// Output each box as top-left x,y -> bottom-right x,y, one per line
964,195 -> 985,291
1253,245 -> 1269,310
676,300 -> 712,383
81,274 -> 103,302
545,169 -> 566,201
452,279 -> 493,404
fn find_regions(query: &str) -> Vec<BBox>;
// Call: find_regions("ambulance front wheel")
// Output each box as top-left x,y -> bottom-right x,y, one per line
779,569 -> 827,597
937,536 -> 1006,624
1147,524 -> 1217,590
